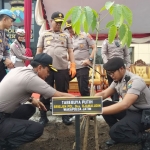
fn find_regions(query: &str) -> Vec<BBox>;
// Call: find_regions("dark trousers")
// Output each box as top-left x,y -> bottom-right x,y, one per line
102,100 -> 150,143
40,69 -> 69,109
76,67 -> 90,96
0,61 -> 7,82
0,104 -> 44,148
107,75 -> 119,101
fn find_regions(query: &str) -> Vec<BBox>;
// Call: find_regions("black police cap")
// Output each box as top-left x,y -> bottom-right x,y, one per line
64,20 -> 72,30
33,53 -> 57,72
51,11 -> 64,22
103,57 -> 125,71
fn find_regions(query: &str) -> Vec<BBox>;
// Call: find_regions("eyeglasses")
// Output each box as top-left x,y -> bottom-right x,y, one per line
107,70 -> 118,76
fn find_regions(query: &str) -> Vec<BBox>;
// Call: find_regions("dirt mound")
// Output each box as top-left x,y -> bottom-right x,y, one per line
19,121 -> 141,150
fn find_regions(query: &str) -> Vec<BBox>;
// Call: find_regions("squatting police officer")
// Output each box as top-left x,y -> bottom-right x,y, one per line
91,57 -> 150,150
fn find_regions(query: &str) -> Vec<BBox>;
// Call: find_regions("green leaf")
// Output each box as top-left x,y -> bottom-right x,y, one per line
91,16 -> 97,31
92,9 -> 99,18
109,5 -> 114,15
84,6 -> 93,28
119,24 -> 127,41
80,12 -> 86,25
127,30 -> 132,47
100,6 -> 106,12
121,31 -> 128,46
83,20 -> 88,33
122,5 -> 132,26
73,19 -> 81,35
112,4 -> 122,26
105,1 -> 114,10
106,20 -> 114,28
72,6 -> 82,25
108,25 -> 117,43
62,7 -> 74,27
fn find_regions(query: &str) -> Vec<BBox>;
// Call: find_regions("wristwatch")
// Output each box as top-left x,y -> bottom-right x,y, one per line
89,57 -> 93,62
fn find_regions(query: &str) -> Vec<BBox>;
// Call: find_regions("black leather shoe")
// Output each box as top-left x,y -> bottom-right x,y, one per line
105,139 -> 117,146
62,115 -> 72,125
39,117 -> 49,126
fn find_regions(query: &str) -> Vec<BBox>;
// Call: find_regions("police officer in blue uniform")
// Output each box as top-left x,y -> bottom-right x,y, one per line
0,9 -> 16,81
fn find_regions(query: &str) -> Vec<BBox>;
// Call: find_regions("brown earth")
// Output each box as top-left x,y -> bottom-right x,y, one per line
18,119 -> 142,150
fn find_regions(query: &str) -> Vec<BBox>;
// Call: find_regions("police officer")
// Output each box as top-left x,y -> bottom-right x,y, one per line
10,29 -> 33,67
101,32 -> 131,101
36,12 -> 76,125
64,20 -> 96,96
0,9 -> 16,81
90,57 -> 150,150
0,53 -> 75,150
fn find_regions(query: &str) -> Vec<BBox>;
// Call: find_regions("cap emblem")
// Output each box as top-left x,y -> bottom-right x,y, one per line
59,13 -> 62,18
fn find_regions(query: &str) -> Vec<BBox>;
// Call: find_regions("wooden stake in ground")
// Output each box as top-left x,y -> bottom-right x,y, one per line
94,116 -> 99,150
83,116 -> 90,150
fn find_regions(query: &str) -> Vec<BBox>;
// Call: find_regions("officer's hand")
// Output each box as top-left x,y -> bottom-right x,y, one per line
4,58 -> 14,69
82,59 -> 91,66
69,62 -> 76,78
32,98 -> 47,111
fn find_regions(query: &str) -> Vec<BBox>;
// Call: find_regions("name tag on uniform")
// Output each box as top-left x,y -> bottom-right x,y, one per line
45,36 -> 53,41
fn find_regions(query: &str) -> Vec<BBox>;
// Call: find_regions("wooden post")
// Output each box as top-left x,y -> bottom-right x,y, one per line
94,116 -> 99,150
83,116 -> 90,150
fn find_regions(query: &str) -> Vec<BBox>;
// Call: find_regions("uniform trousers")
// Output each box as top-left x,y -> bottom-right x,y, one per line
0,104 -> 44,148
76,67 -> 90,96
107,75 -> 119,101
102,100 -> 150,143
0,61 -> 7,82
40,69 -> 69,109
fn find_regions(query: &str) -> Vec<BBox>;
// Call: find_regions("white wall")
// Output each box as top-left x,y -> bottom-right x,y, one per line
131,44 -> 150,64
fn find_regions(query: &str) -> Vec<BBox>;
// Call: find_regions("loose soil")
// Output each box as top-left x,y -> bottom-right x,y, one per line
18,120 -> 141,150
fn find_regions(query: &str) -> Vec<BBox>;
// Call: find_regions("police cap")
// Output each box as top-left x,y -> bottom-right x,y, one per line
33,53 -> 57,72
51,11 -> 64,22
103,57 -> 125,71
64,20 -> 72,30
0,9 -> 16,21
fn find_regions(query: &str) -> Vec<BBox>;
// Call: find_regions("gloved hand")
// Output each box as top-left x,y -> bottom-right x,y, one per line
69,62 -> 76,78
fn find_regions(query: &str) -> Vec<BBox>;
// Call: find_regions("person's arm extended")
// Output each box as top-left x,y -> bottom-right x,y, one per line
95,87 -> 115,100
52,91 -> 75,97
102,93 -> 138,115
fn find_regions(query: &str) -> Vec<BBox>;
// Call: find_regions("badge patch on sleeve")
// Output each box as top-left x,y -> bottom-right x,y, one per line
127,80 -> 133,89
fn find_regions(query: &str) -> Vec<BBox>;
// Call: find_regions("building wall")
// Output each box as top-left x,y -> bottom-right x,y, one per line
131,44 -> 150,64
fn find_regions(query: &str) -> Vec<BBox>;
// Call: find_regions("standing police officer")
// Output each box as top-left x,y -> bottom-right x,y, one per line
91,57 -> 150,150
64,20 -> 96,96
0,9 -> 16,81
101,32 -> 131,101
36,12 -> 76,125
